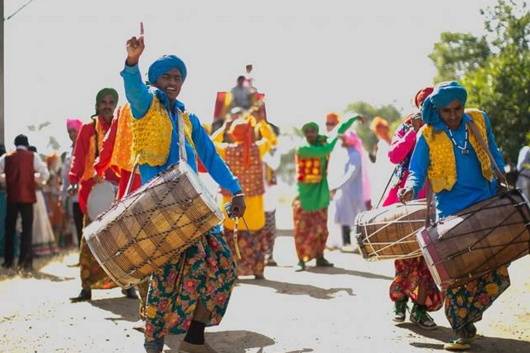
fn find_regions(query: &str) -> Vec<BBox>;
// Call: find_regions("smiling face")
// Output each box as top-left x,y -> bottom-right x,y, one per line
439,99 -> 465,130
154,68 -> 183,101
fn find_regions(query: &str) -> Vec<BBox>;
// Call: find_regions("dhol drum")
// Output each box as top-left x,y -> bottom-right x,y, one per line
418,190 -> 530,289
83,162 -> 223,288
87,180 -> 117,221
355,199 -> 427,260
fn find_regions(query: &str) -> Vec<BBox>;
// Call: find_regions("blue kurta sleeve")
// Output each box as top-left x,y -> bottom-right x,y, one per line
483,113 -> 505,171
120,64 -> 153,118
405,134 -> 430,196
189,114 -> 241,194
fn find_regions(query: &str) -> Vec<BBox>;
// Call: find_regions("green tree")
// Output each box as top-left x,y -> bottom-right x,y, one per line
430,0 -> 530,160
429,32 -> 491,83
344,101 -> 402,154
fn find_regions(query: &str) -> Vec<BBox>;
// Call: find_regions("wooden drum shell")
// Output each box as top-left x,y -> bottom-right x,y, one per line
83,163 -> 223,288
355,200 -> 427,261
418,190 -> 530,288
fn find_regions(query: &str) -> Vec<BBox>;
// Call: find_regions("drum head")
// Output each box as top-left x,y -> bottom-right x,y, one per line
87,181 -> 117,221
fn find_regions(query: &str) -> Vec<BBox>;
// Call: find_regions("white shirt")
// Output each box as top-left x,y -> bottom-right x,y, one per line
0,146 -> 50,184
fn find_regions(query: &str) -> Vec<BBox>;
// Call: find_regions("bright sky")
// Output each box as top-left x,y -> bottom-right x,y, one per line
5,0 -> 499,154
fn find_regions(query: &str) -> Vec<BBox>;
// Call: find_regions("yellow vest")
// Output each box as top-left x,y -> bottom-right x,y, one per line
110,104 -> 135,173
421,109 -> 493,193
131,97 -> 195,166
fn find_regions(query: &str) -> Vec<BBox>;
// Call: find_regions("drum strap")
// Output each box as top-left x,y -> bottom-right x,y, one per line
425,183 -> 434,227
467,120 -> 509,188
424,122 -> 510,228
123,155 -> 140,197
376,165 -> 398,208
92,117 -> 100,158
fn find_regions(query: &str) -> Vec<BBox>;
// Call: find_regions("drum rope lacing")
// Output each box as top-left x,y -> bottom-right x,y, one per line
358,200 -> 426,260
89,110 -> 222,286
97,171 -> 208,281
430,190 -> 530,284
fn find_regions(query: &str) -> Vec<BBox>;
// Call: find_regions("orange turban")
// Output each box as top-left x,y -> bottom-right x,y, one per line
326,112 -> 340,125
370,116 -> 389,132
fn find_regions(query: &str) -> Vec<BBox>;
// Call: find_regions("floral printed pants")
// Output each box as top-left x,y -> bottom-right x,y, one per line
224,228 -> 266,277
389,257 -> 443,311
263,211 -> 277,260
144,227 -> 237,341
293,199 -> 328,262
444,265 -> 510,330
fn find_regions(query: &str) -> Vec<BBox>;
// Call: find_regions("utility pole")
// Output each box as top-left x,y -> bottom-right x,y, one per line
1,3 -> 4,146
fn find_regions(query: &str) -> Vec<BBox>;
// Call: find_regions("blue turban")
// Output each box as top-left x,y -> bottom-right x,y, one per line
421,81 -> 467,126
148,55 -> 187,84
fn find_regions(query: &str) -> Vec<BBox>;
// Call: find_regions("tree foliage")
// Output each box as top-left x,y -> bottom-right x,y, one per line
430,0 -> 530,161
344,101 -> 402,154
429,33 -> 491,83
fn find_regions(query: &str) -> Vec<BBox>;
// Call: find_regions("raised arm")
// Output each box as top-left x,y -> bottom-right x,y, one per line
298,116 -> 358,158
120,22 -> 152,118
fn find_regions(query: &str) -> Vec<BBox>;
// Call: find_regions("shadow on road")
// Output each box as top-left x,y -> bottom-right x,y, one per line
164,330 -> 277,353
238,278 -> 355,299
399,322 -> 530,352
0,267 -> 74,282
306,266 -> 393,281
90,296 -> 141,323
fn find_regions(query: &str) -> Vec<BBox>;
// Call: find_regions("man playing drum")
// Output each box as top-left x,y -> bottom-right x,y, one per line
68,88 -> 137,302
123,24 -> 245,353
385,87 -> 442,329
399,81 -> 510,351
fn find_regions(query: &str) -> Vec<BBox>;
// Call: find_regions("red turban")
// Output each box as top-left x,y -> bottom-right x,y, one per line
414,86 -> 434,108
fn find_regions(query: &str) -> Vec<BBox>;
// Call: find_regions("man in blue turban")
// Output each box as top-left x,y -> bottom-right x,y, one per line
400,81 -> 509,351
420,81 -> 468,128
122,24 -> 245,353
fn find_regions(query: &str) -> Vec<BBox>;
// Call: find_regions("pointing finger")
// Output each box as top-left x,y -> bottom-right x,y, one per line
140,21 -> 144,36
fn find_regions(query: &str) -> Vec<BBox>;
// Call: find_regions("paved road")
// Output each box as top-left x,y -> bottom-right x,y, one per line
1,235 -> 529,353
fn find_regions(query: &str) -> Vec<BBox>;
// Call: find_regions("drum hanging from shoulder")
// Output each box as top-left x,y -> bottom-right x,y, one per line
83,162 -> 223,288
87,180 -> 117,222
354,199 -> 426,260
418,190 -> 530,289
